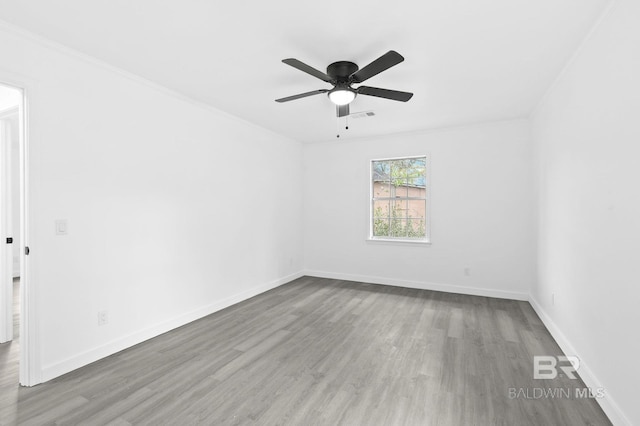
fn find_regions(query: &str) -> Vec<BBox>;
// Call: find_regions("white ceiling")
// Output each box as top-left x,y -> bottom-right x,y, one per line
0,0 -> 609,143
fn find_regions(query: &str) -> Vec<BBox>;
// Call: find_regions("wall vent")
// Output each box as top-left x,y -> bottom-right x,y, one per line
350,111 -> 375,119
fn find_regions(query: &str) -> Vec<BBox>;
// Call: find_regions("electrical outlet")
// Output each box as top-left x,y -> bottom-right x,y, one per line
551,293 -> 555,306
464,267 -> 471,276
98,310 -> 108,326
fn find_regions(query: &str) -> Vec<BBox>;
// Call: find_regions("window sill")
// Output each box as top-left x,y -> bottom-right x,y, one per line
366,237 -> 431,246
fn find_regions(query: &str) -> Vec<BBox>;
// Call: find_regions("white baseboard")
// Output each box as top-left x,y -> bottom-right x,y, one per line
302,269 -> 529,301
528,295 -> 631,426
41,271 -> 304,383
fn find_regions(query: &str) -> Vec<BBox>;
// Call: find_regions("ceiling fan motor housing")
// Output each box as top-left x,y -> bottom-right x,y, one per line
327,61 -> 359,83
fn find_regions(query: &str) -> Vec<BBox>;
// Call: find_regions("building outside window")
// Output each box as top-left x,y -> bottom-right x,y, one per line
370,156 -> 429,242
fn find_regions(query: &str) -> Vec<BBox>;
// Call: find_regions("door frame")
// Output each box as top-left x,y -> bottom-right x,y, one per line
0,77 -> 39,386
0,105 -> 18,343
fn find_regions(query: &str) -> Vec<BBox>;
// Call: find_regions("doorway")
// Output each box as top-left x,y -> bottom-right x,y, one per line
0,82 -> 29,385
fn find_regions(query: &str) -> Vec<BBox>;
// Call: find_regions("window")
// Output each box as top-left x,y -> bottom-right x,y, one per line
370,156 -> 429,242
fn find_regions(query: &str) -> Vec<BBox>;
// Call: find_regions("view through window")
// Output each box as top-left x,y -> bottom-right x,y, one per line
371,156 -> 428,241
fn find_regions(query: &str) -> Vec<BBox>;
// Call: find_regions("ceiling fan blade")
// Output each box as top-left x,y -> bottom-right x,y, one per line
337,104 -> 349,117
350,51 -> 405,83
282,58 -> 334,83
357,86 -> 413,102
275,89 -> 329,103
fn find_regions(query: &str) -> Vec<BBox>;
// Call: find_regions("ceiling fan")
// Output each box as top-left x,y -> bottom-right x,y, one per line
275,50 -> 413,118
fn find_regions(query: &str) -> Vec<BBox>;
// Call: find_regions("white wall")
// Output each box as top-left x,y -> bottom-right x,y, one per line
303,120 -> 535,299
0,23 -> 303,382
531,0 -> 639,424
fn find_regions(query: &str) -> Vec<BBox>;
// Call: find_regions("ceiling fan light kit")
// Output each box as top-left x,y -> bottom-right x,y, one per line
328,88 -> 356,106
276,50 -> 413,122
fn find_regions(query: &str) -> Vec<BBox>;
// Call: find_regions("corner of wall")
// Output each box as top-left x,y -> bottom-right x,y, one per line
528,294 -> 632,426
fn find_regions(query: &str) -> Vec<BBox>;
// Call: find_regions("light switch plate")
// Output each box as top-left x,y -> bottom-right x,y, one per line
55,219 -> 68,235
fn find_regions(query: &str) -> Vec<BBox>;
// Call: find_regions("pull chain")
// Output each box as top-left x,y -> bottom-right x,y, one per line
336,111 -> 350,138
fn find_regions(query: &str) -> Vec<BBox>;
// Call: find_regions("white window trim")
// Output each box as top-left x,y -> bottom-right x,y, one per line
365,237 -> 431,245
368,154 -> 431,244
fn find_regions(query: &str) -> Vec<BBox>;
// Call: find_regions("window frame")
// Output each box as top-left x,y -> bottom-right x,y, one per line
368,155 -> 431,244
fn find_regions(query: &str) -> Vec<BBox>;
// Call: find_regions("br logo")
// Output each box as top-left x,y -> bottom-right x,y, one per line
533,356 -> 580,379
